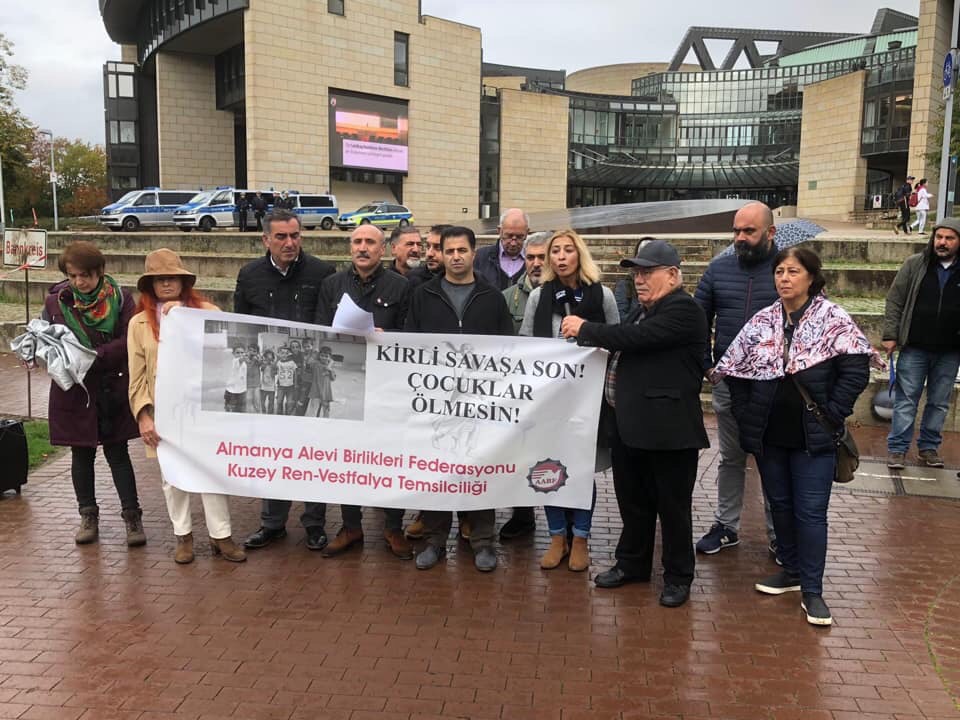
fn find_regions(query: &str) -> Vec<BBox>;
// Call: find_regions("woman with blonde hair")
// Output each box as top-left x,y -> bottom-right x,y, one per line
127,248 -> 246,564
520,229 -> 619,572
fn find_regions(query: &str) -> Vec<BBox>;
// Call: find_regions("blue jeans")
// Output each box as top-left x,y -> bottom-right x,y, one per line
887,347 -> 960,453
755,446 -> 835,595
544,484 -> 596,539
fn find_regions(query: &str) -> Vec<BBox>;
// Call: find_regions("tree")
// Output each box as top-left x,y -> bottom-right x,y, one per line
1,32 -> 34,224
28,137 -> 108,217
0,32 -> 27,105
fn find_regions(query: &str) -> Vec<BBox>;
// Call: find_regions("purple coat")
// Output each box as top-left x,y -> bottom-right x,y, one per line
42,281 -> 140,448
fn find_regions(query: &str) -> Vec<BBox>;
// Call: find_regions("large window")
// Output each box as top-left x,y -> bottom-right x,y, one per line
394,32 -> 409,87
109,120 -> 137,145
328,0 -> 344,14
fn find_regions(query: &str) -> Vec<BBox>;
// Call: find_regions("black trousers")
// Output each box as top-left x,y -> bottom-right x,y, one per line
422,509 -> 495,551
71,443 -> 140,513
899,204 -> 911,233
341,504 -> 404,531
610,441 -> 698,587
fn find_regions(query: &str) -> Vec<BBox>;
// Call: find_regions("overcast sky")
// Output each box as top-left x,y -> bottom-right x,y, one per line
2,0 -> 919,146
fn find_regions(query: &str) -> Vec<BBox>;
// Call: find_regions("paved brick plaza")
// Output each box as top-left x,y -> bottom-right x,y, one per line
1,355 -> 959,719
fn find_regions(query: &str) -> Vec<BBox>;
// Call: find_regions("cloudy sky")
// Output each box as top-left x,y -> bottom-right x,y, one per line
3,0 -> 919,146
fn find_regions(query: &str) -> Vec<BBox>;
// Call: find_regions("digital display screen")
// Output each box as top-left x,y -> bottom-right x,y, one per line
329,90 -> 409,173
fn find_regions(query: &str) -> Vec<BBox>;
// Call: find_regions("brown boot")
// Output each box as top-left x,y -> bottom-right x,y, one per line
174,533 -> 194,564
321,526 -> 364,557
404,514 -> 427,539
75,507 -> 99,545
540,534 -> 569,569
568,536 -> 589,572
121,508 -> 147,547
384,528 -> 413,560
210,536 -> 246,562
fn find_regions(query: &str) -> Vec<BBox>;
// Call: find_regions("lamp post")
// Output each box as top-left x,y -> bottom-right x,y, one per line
38,129 -> 58,231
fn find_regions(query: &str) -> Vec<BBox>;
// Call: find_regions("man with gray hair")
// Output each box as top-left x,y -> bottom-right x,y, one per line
388,225 -> 423,279
502,231 -> 549,332
474,208 -> 529,290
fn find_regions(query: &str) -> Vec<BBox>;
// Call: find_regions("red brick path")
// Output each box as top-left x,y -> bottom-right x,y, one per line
1,359 -> 959,719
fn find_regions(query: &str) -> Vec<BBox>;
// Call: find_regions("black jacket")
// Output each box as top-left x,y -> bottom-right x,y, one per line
317,265 -> 410,330
233,251 -> 335,323
727,354 -> 870,457
404,275 -> 514,335
577,288 -> 709,451
473,242 -> 525,291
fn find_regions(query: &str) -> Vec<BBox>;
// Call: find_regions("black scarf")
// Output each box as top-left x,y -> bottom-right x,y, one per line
533,280 -> 606,338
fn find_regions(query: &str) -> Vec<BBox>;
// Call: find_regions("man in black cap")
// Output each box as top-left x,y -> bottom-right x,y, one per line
561,239 -> 709,608
894,175 -> 915,235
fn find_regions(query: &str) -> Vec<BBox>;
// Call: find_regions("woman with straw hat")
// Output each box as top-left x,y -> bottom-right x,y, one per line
127,248 -> 246,564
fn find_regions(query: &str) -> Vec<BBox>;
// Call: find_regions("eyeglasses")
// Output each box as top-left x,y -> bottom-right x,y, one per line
629,266 -> 666,278
501,233 -> 527,241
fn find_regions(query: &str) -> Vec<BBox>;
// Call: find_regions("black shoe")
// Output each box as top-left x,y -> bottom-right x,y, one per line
594,566 -> 648,589
305,527 -> 328,551
801,593 -> 832,626
755,570 -> 801,595
659,583 -> 691,607
244,526 -> 287,549
499,508 -> 536,540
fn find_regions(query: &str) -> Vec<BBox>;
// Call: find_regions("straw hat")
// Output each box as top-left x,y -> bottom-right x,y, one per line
137,248 -> 197,292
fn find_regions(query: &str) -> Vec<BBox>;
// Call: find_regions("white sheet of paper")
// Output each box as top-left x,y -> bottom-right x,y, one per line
332,293 -> 376,333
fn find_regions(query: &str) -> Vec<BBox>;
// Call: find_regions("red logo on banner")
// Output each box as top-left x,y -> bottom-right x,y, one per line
526,459 -> 568,493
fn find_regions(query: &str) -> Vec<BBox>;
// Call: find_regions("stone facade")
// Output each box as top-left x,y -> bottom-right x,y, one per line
565,62 -> 696,95
155,52 -> 235,189
242,0 -> 480,227
909,0 -> 953,198
498,90 -> 569,213
797,71 -> 868,221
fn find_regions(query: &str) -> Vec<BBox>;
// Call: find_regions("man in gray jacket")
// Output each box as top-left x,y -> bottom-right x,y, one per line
883,217 -> 960,469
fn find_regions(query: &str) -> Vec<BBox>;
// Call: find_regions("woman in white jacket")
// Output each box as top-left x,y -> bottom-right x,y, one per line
910,178 -> 931,234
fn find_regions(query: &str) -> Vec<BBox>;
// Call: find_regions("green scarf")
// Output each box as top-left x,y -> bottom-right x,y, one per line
59,274 -> 123,348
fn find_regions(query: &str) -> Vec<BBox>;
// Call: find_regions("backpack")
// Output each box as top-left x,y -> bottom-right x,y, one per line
909,191 -> 919,207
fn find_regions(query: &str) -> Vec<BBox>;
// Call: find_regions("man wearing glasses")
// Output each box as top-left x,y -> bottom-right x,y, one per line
233,208 -> 335,552
474,207 -> 529,290
561,240 -> 709,608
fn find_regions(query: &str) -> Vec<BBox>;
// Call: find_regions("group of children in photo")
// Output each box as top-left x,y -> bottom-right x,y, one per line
224,337 -> 336,417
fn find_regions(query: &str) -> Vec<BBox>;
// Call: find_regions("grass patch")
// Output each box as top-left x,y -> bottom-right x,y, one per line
23,420 -> 62,469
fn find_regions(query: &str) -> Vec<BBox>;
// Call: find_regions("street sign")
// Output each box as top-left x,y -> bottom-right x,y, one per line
3,229 -> 47,269
945,50 -> 956,100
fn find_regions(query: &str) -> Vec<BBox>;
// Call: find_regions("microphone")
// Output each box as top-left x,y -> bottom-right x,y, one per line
554,287 -> 573,316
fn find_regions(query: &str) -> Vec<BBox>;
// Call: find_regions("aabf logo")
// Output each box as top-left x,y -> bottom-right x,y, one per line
526,459 -> 568,493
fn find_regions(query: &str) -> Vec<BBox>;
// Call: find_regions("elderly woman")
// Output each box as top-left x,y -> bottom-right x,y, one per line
43,240 -> 145,547
715,247 -> 873,626
127,249 -> 245,564
520,229 -> 619,572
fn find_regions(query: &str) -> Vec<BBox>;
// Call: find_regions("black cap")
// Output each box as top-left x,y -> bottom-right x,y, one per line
906,175 -> 915,180
620,239 -> 681,269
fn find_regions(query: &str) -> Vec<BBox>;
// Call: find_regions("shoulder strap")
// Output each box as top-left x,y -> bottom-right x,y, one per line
791,375 -> 840,436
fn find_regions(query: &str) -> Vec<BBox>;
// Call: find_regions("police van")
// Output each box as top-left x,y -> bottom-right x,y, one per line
288,192 -> 339,230
172,189 -> 339,231
98,188 -> 200,231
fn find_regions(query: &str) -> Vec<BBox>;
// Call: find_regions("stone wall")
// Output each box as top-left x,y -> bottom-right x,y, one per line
155,52 -> 235,189
242,0 -> 481,227
498,89 -> 569,213
797,71 -> 868,221
909,0 -> 953,198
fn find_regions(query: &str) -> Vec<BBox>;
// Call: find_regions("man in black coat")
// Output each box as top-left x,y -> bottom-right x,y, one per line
251,191 -> 268,231
473,208 -> 528,290
234,208 -> 336,552
561,240 -> 709,608
315,224 -> 413,559
405,226 -> 514,573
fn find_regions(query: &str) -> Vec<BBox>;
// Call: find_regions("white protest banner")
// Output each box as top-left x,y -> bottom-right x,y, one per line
155,308 -> 608,511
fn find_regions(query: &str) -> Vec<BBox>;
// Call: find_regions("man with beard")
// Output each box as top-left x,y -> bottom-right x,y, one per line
406,224 -> 449,289
694,202 -> 779,557
502,231 -> 549,332
474,208 -> 529,290
883,217 -> 960,469
388,226 -> 423,279
316,224 -> 413,558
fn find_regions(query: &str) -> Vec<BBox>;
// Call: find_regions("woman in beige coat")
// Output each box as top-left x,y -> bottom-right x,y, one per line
127,249 -> 246,564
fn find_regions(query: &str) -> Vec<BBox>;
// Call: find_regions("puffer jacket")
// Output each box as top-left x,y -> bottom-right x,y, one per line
694,250 -> 779,367
727,352 -> 870,456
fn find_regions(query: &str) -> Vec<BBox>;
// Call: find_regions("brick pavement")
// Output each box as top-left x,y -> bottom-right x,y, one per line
1,359 -> 960,719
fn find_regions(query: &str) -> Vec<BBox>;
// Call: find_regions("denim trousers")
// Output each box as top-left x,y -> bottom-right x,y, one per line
755,445 -> 835,595
887,346 -> 960,453
544,483 -> 596,538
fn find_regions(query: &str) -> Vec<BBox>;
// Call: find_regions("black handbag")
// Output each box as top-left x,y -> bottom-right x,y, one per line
791,377 -> 860,484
